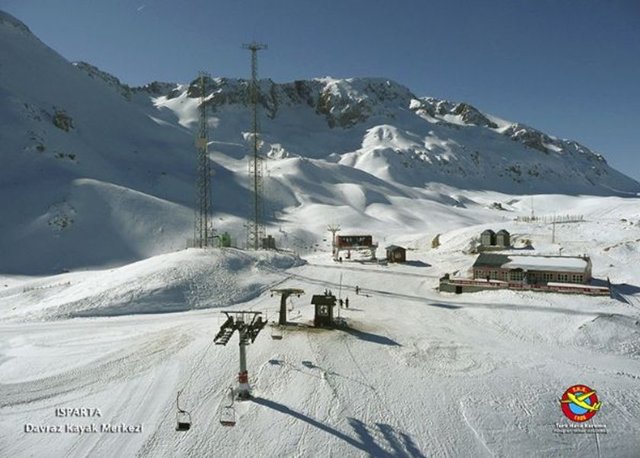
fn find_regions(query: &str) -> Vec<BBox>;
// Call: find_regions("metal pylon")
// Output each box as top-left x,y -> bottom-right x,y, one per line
243,42 -> 267,250
194,72 -> 213,248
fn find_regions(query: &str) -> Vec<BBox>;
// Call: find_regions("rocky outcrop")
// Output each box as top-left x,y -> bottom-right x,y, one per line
74,61 -> 133,100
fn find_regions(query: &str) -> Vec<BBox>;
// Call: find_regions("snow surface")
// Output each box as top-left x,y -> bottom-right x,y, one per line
1,196 -> 640,457
2,8 -> 640,275
502,256 -> 589,273
1,10 -> 640,457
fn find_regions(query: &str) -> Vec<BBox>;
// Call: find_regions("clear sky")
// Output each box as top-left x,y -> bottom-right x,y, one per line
2,0 -> 639,181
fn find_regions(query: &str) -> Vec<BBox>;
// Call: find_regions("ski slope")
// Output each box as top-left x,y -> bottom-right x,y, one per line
2,9 -> 640,457
1,201 -> 640,457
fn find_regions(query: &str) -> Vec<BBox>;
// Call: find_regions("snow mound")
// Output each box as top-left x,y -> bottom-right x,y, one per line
0,249 -> 303,321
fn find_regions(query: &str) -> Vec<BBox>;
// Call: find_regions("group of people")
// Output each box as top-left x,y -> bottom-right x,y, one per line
327,285 -> 363,309
338,285 -> 363,308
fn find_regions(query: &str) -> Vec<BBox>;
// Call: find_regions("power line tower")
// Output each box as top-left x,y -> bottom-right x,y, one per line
243,42 -> 267,250
194,72 -> 213,248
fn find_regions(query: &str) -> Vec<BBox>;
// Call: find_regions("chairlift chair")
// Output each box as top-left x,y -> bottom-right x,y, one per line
219,387 -> 236,427
175,390 -> 192,431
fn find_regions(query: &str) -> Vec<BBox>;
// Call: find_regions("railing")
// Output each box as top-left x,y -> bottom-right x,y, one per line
443,277 -> 609,296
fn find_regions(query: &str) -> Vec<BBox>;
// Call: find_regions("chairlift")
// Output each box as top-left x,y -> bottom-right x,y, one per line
175,390 -> 192,431
219,387 -> 236,427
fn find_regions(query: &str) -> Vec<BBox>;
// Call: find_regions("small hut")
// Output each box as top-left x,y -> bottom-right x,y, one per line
311,292 -> 336,327
261,235 -> 276,250
480,229 -> 496,247
385,245 -> 406,263
496,229 -> 510,247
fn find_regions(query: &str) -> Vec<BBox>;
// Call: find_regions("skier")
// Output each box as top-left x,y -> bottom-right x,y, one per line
355,285 -> 360,295
345,297 -> 349,308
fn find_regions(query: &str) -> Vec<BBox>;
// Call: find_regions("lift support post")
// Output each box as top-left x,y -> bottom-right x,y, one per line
214,311 -> 266,399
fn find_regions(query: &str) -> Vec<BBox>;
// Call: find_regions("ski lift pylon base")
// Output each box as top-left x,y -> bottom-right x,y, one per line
271,324 -> 283,340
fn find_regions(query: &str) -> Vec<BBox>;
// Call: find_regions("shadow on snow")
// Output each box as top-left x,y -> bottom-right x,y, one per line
251,396 -> 426,457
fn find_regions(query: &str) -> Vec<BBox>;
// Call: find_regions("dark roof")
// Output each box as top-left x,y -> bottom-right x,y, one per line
385,245 -> 405,252
481,229 -> 496,235
311,295 -> 336,306
473,253 -> 511,268
496,229 -> 510,235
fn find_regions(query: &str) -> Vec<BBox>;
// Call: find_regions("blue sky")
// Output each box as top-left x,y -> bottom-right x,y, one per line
2,0 -> 639,181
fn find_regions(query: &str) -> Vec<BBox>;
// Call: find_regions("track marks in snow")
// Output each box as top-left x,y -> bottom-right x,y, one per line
391,338 -> 496,377
0,328 -> 191,408
459,400 -> 495,457
303,330 -> 428,456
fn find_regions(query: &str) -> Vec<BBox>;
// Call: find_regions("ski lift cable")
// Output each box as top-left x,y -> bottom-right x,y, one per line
172,335 -> 218,431
179,335 -> 217,396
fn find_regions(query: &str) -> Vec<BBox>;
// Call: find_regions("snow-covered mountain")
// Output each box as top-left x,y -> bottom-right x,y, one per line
153,75 -> 637,195
1,11 -> 640,458
1,10 -> 638,274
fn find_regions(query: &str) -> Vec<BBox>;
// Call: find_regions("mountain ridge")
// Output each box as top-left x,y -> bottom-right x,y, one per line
1,9 -> 639,274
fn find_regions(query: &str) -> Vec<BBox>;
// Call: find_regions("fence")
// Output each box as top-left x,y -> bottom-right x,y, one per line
515,214 -> 584,224
440,276 -> 609,296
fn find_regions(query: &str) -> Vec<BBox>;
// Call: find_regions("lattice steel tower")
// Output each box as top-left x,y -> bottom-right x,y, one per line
194,72 -> 213,248
243,42 -> 267,250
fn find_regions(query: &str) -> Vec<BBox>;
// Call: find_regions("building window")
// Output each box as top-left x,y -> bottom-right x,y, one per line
542,272 -> 553,282
571,274 -> 584,283
558,273 -> 569,283
510,270 -> 523,281
490,271 -> 498,280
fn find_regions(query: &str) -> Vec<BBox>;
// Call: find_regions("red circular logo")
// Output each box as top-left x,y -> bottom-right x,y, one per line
560,384 -> 601,422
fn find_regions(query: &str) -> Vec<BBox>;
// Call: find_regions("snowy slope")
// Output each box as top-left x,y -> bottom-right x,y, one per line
1,15 -> 640,455
1,201 -> 639,456
150,75 -> 639,196
1,10 -> 639,276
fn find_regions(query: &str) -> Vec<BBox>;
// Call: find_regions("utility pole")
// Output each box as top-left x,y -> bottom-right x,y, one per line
194,72 -> 213,248
243,42 -> 267,250
530,196 -> 534,221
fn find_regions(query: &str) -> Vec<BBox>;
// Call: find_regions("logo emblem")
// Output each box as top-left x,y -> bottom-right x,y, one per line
560,384 -> 601,422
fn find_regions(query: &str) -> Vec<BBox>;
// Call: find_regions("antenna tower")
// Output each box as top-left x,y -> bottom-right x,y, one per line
194,72 -> 213,248
243,42 -> 267,250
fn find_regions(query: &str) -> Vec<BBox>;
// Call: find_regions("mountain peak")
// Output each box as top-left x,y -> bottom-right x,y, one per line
0,10 -> 32,35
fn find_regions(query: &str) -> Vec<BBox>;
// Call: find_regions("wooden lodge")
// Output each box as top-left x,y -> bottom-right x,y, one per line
472,253 -> 592,284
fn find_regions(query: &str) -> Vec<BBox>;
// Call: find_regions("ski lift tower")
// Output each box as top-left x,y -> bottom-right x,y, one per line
271,288 -> 305,325
327,224 -> 341,260
214,311 -> 266,399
